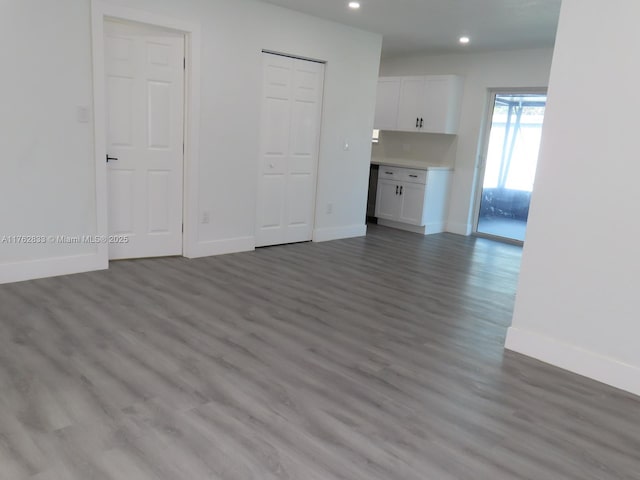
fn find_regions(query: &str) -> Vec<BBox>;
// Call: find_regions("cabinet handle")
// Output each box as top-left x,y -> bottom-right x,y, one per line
396,185 -> 399,195
385,171 -> 394,175
416,117 -> 419,128
400,186 -> 403,196
409,174 -> 418,178
420,118 -> 424,128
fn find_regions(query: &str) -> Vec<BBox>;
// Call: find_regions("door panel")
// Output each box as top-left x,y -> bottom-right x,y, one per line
399,183 -> 426,225
256,53 -> 324,247
264,60 -> 293,98
375,180 -> 402,220
263,97 -> 291,158
374,78 -> 401,130
290,102 -> 317,157
106,77 -> 135,146
423,77 -> 449,133
397,77 -> 424,131
261,175 -> 285,229
147,171 -> 171,233
105,20 -> 184,260
294,63 -> 322,101
147,81 -> 172,149
258,177 -> 286,247
108,170 -> 134,234
287,173 -> 315,243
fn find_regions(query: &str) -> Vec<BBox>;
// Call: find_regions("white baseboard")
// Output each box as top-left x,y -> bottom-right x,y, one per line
187,236 -> 255,259
446,222 -> 472,236
376,219 -> 446,235
313,224 -> 367,243
378,219 -> 425,234
506,327 -> 640,397
0,253 -> 107,285
0,235 -> 256,283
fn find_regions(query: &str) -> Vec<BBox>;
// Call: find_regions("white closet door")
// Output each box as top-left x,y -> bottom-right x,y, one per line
104,20 -> 185,260
256,53 -> 325,248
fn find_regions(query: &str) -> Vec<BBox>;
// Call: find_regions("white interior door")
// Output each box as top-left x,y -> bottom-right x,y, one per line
104,20 -> 185,260
256,53 -> 325,248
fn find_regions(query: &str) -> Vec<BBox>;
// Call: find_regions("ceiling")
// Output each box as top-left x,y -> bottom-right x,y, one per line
257,0 -> 562,57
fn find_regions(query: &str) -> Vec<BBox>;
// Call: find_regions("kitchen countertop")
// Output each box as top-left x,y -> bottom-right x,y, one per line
371,157 -> 453,171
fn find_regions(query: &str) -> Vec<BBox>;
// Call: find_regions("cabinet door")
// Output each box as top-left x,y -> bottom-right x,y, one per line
423,76 -> 462,134
397,77 -> 425,131
375,180 -> 402,220
374,78 -> 401,130
399,182 -> 426,225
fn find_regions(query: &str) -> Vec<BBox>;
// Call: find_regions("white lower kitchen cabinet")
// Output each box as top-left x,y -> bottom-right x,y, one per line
374,165 -> 452,234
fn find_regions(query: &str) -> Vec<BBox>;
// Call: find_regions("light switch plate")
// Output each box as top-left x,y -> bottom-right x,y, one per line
76,106 -> 91,123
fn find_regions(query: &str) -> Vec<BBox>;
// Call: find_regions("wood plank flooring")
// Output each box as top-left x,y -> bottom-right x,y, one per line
0,225 -> 638,480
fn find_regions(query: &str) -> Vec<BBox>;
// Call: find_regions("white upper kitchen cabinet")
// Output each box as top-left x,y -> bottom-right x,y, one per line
374,75 -> 464,134
422,75 -> 464,134
397,77 -> 426,131
374,77 -> 401,131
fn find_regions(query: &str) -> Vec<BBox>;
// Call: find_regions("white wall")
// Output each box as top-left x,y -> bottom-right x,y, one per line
0,0 -> 97,267
0,0 -> 382,283
507,0 -> 640,396
379,48 -> 554,235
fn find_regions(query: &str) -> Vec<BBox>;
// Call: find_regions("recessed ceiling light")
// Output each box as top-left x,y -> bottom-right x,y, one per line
348,2 -> 361,9
459,36 -> 471,45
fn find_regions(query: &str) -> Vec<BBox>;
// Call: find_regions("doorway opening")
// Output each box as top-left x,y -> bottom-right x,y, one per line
474,91 -> 547,243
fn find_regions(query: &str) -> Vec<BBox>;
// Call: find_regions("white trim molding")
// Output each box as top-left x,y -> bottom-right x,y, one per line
0,254 -> 107,285
377,219 -> 447,235
187,237 -> 255,259
506,327 -> 640,397
313,224 -> 367,243
378,219 -> 426,235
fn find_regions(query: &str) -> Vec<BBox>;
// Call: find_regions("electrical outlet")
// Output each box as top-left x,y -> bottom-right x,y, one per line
201,211 -> 210,224
326,203 -> 333,214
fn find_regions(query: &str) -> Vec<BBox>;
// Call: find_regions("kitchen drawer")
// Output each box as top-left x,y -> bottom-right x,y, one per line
378,166 -> 402,180
401,169 -> 428,185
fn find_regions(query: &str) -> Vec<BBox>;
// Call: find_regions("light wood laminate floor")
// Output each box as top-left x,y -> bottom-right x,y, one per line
0,225 -> 638,480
